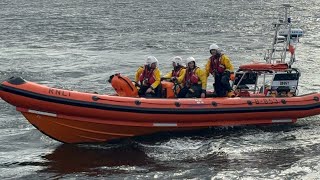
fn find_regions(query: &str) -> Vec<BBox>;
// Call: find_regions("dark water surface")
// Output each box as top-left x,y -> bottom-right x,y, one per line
1,0 -> 320,179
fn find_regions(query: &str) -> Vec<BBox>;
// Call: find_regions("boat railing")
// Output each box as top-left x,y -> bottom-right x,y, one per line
233,68 -> 300,97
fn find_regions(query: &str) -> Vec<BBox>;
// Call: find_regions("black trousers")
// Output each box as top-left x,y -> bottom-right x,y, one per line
138,85 -> 161,98
177,84 -> 202,98
214,72 -> 232,97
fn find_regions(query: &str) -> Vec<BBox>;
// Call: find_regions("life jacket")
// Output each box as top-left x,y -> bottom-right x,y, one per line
184,67 -> 199,85
139,66 -> 156,85
209,55 -> 225,74
171,66 -> 184,78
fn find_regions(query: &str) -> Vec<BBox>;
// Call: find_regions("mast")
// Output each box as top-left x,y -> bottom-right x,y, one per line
282,4 -> 292,64
265,4 -> 302,65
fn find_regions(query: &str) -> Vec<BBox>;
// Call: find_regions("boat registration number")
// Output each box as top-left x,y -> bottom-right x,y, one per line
254,98 -> 279,104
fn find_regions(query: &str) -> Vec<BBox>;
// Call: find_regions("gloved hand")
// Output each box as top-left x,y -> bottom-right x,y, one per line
171,77 -> 177,82
188,88 -> 195,94
146,87 -> 155,94
133,81 -> 140,87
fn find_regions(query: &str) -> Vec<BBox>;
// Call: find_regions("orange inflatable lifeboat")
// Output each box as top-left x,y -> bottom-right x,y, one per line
1,5 -> 315,144
0,76 -> 319,144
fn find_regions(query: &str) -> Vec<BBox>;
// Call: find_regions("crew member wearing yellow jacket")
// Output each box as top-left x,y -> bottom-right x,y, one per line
162,56 -> 186,84
205,43 -> 235,97
178,57 -> 207,98
135,56 -> 161,97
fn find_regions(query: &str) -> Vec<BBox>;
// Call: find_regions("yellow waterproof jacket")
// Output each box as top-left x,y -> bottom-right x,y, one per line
163,68 -> 186,84
185,67 -> 207,90
135,66 -> 161,89
204,54 -> 234,77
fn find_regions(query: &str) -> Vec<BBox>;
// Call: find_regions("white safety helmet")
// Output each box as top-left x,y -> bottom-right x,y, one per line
171,56 -> 183,66
145,56 -> 158,66
185,56 -> 196,65
209,43 -> 220,51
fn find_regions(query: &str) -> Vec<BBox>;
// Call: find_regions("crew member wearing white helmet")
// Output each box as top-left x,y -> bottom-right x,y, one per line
178,57 -> 207,98
135,56 -> 161,97
162,56 -> 186,84
205,43 -> 235,97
